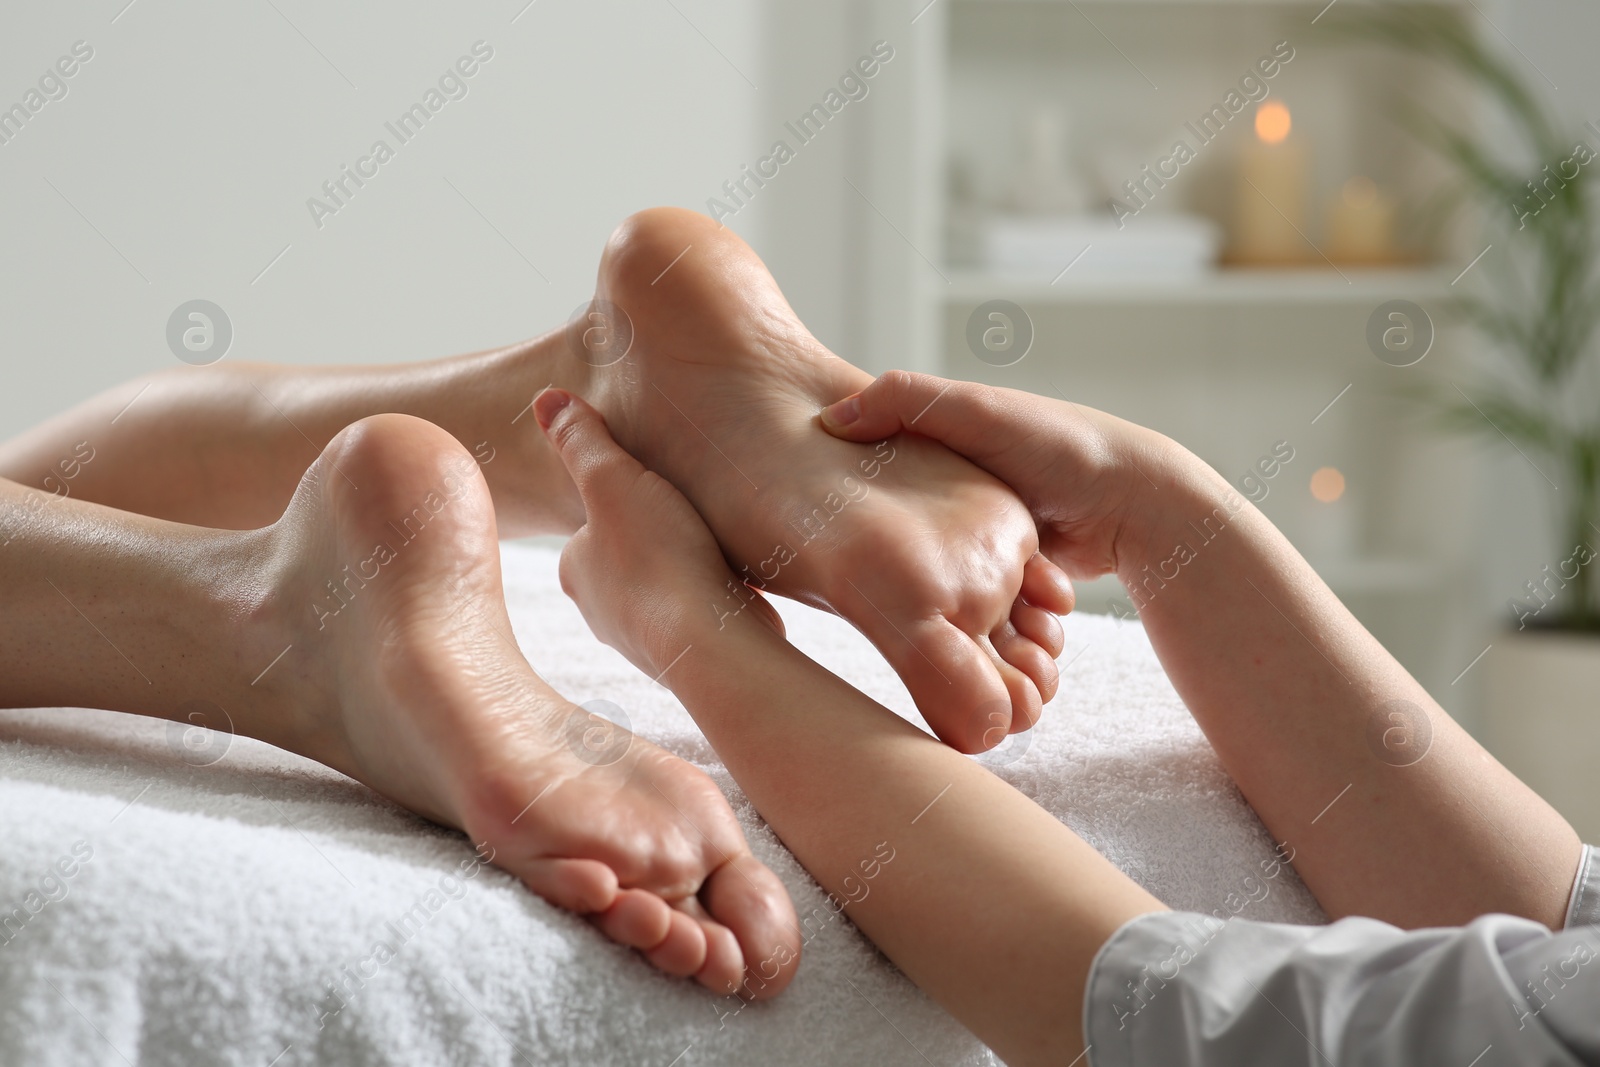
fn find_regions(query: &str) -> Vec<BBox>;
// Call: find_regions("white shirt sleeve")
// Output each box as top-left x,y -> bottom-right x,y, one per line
1565,844 -> 1600,928
1083,845 -> 1600,1067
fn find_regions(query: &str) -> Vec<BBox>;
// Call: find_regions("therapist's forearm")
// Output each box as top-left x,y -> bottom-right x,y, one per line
1118,446 -> 1580,929
665,611 -> 1162,1067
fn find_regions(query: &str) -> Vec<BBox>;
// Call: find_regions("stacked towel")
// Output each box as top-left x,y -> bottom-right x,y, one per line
979,214 -> 1222,278
0,543 -> 1323,1066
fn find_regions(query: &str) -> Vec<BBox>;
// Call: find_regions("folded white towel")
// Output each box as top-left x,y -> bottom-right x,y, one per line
0,543 -> 1323,1066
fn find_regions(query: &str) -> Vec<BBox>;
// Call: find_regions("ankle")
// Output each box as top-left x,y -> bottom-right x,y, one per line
466,333 -> 592,536
212,526 -> 350,763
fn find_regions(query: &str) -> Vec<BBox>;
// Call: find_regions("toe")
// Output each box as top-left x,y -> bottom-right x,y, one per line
644,908 -> 710,978
595,887 -> 674,950
519,857 -> 620,915
699,853 -> 801,1000
693,916 -> 745,997
744,586 -> 787,640
669,894 -> 746,996
995,650 -> 1047,733
596,890 -> 713,979
991,621 -> 1059,713
874,615 -> 1013,753
1011,600 -> 1065,659
1021,553 -> 1075,615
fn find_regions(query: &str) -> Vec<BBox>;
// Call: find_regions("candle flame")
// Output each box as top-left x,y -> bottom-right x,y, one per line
1255,102 -> 1292,145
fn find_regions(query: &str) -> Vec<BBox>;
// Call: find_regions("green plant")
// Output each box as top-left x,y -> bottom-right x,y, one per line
1338,6 -> 1600,629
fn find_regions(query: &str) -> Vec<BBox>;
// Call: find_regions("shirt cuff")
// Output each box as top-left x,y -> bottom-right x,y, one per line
1563,842 -> 1600,928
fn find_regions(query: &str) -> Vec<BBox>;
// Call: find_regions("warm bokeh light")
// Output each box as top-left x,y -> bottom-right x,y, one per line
1310,466 -> 1346,503
1255,101 -> 1292,144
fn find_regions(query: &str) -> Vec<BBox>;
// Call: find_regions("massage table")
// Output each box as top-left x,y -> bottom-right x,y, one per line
0,542 -> 1325,1065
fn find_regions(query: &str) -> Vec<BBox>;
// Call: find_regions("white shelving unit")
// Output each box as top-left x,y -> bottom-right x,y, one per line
943,267 -> 1455,304
851,0 -> 1481,697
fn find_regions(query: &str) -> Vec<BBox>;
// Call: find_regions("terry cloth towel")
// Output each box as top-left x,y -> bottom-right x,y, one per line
0,542 -> 1325,1066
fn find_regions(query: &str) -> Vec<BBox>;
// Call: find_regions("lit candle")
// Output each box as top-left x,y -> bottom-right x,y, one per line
1327,176 -> 1396,264
1233,101 -> 1309,265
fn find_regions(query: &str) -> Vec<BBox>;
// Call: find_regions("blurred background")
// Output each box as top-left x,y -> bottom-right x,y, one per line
4,0 -> 1599,833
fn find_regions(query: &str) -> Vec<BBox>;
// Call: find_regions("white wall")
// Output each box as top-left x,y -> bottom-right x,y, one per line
0,0 -> 767,435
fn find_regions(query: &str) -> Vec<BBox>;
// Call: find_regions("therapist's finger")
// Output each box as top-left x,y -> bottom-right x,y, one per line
817,370 -> 1088,512
818,371 -> 1003,449
535,389 -> 645,517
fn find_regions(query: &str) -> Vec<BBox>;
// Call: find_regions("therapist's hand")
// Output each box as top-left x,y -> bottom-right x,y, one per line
819,371 -> 1196,582
535,389 -> 784,679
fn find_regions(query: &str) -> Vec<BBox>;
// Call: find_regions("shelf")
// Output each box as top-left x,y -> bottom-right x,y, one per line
946,0 -> 1462,6
940,267 -> 1454,306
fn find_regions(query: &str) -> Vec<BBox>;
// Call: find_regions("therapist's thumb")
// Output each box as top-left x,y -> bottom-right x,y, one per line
819,371 -> 1005,462
534,389 -> 641,514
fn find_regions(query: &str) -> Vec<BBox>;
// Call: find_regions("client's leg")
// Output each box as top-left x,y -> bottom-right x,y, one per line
0,416 -> 798,995
0,208 -> 1071,753
0,338 -> 587,536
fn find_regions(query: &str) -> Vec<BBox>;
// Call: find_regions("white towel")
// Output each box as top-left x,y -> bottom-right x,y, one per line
0,543 -> 1324,1066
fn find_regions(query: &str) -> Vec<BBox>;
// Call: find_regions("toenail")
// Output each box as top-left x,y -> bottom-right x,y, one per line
534,389 -> 574,430
820,395 -> 860,428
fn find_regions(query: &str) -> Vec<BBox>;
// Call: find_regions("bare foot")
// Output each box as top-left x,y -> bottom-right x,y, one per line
572,208 -> 1070,753
256,413 -> 799,996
